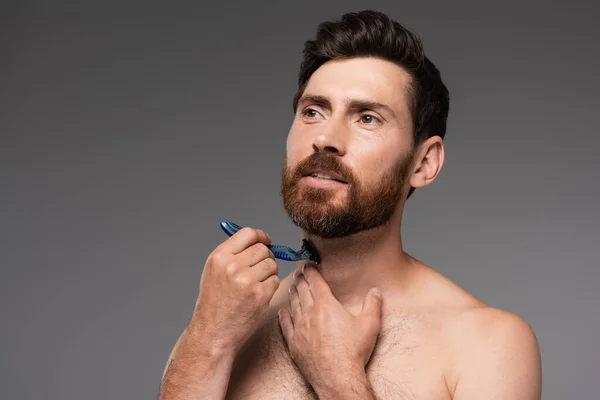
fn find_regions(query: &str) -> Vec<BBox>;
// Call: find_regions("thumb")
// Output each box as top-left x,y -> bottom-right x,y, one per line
360,288 -> 383,324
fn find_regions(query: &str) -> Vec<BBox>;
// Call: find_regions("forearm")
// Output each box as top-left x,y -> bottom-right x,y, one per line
312,368 -> 376,400
159,327 -> 237,400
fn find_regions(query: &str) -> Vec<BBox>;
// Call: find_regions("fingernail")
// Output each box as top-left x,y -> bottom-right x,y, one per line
292,271 -> 298,280
288,284 -> 295,294
278,309 -> 282,319
372,288 -> 382,298
301,264 -> 307,274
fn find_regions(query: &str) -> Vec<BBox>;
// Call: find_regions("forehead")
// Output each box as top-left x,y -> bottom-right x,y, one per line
302,57 -> 413,115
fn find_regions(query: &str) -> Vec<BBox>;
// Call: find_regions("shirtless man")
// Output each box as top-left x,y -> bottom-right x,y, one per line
159,10 -> 542,400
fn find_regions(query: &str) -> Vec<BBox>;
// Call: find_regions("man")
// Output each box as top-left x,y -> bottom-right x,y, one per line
159,10 -> 542,400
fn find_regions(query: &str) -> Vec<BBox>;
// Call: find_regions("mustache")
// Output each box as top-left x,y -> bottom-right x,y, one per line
292,153 -> 355,184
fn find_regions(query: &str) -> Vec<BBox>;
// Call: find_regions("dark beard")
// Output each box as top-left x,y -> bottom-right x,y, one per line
280,151 -> 414,238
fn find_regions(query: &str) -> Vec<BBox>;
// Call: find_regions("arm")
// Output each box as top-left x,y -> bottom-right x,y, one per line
158,227 -> 279,399
311,366 -> 377,400
453,309 -> 542,399
159,325 -> 237,400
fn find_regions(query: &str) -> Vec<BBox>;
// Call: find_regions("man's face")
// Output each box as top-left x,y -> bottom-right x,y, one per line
281,57 -> 416,238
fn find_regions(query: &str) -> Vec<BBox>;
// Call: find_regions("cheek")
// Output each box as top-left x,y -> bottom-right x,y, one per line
285,135 -> 299,167
350,142 -> 397,181
286,123 -> 312,166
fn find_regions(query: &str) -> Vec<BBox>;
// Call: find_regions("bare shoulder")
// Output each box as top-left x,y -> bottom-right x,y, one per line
425,269 -> 542,399
445,304 -> 542,398
414,262 -> 539,351
447,304 -> 541,366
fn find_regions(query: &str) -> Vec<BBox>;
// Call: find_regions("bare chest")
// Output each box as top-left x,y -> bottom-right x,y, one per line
226,315 -> 452,400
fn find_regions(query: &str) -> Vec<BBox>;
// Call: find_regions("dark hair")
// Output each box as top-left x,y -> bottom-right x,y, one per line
292,10 -> 450,199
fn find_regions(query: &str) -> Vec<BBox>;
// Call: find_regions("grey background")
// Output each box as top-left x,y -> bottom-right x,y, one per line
1,1 -> 598,399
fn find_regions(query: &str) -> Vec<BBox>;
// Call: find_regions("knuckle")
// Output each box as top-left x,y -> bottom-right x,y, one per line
240,227 -> 258,242
272,275 -> 281,288
233,272 -> 251,288
268,259 -> 279,274
224,262 -> 239,278
208,251 -> 224,266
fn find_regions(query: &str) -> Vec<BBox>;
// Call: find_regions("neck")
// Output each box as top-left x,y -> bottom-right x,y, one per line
299,213 -> 414,311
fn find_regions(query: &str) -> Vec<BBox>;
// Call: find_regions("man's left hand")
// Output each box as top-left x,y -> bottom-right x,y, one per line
278,263 -> 383,394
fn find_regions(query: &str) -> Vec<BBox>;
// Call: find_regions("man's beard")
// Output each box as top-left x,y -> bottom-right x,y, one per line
280,150 -> 414,238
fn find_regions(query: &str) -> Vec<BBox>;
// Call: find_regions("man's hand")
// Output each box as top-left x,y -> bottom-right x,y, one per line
278,263 -> 383,397
159,227 -> 280,399
190,227 -> 280,354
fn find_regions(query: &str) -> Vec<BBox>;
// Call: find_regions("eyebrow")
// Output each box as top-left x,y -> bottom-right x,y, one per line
297,94 -> 396,119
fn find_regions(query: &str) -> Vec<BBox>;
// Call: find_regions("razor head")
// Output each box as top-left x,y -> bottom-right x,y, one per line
301,239 -> 321,265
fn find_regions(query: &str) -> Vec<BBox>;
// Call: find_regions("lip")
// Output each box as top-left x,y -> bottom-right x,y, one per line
304,169 -> 348,183
301,175 -> 348,188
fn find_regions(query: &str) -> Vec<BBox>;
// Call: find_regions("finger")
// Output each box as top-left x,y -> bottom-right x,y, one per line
278,308 -> 294,344
293,269 -> 314,309
301,263 -> 333,300
238,242 -> 274,268
222,227 -> 272,254
288,284 -> 302,325
260,274 -> 280,302
360,288 -> 383,328
249,257 -> 278,282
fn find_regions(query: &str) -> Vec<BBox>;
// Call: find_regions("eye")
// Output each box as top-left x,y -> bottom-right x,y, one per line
301,108 -> 322,119
360,114 -> 381,125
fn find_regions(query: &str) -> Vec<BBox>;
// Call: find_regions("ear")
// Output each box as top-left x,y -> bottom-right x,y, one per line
408,136 -> 445,190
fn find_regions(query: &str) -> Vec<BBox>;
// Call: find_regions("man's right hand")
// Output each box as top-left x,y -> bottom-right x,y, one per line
159,227 -> 279,400
188,226 -> 280,355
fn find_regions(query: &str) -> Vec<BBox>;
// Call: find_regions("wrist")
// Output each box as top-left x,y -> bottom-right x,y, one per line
159,326 -> 237,399
313,366 -> 373,400
185,320 -> 239,360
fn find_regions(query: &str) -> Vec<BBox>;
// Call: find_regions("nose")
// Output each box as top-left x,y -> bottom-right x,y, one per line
312,119 -> 347,156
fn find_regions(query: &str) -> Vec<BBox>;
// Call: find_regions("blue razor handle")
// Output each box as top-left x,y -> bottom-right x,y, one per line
220,221 -> 320,264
